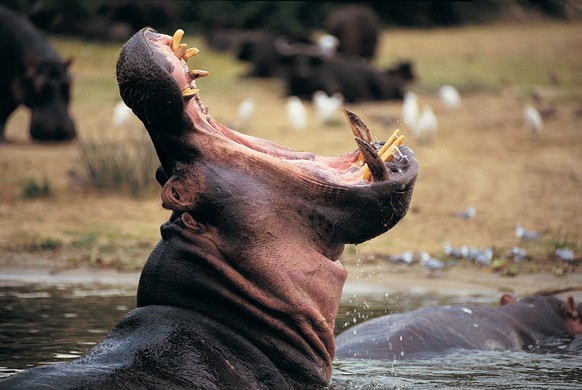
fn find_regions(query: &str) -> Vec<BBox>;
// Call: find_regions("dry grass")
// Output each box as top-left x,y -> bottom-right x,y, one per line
0,20 -> 581,273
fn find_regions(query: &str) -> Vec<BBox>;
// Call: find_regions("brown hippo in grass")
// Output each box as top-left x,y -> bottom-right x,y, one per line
335,294 -> 582,360
0,27 -> 417,389
0,6 -> 76,142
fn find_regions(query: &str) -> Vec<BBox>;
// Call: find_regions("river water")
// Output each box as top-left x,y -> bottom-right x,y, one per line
0,280 -> 580,389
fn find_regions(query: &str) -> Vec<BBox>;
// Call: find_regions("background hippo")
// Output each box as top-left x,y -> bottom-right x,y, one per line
325,4 -> 381,60
335,294 -> 582,360
277,44 -> 415,103
0,28 -> 417,389
0,5 -> 76,142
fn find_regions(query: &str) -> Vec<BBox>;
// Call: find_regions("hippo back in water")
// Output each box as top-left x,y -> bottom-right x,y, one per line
0,5 -> 75,142
335,294 -> 582,360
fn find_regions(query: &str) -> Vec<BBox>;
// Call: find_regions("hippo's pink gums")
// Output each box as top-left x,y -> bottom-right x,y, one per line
0,27 -> 416,389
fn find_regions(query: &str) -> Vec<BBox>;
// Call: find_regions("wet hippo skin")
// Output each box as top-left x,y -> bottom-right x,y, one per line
335,294 -> 582,360
0,27 -> 417,389
0,6 -> 76,142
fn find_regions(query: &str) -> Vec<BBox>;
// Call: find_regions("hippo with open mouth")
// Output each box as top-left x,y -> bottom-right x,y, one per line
0,28 -> 417,389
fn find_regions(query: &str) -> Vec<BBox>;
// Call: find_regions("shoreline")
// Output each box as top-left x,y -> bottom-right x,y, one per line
1,263 -> 580,302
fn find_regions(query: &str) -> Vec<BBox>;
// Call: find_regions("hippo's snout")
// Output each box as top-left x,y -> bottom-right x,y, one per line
30,107 -> 76,141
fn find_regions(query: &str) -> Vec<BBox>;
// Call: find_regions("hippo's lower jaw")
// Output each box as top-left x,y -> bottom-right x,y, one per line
115,28 -> 417,387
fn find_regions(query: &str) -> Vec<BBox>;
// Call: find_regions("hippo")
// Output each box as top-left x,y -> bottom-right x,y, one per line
277,41 -> 415,103
325,4 -> 381,60
335,294 -> 582,360
0,27 -> 417,389
0,5 -> 76,142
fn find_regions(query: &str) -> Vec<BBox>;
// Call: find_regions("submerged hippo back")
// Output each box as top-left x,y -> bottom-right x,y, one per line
335,305 -> 522,360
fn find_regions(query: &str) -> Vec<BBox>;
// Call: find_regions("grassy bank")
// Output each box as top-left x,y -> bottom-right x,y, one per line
0,20 -> 580,273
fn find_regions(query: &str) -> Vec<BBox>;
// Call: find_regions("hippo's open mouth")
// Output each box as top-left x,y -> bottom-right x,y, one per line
117,28 -> 417,255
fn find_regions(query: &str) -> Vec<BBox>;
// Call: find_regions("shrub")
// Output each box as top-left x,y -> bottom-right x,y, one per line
77,124 -> 159,198
21,176 -> 53,199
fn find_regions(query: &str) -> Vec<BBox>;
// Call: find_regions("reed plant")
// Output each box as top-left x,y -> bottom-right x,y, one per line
77,122 -> 159,198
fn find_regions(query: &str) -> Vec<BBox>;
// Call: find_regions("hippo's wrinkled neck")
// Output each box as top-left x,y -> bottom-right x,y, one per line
137,217 -> 347,384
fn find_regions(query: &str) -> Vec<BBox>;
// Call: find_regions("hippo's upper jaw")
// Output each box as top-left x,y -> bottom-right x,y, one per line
117,28 -> 417,386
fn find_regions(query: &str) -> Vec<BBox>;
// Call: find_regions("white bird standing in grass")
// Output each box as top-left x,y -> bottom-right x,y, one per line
439,85 -> 461,110
401,91 -> 419,131
316,34 -> 340,57
515,224 -> 544,241
453,205 -> 477,219
312,90 -> 343,125
419,251 -> 445,277
112,100 -> 133,127
287,96 -> 307,131
236,97 -> 255,130
414,105 -> 438,144
523,104 -> 543,136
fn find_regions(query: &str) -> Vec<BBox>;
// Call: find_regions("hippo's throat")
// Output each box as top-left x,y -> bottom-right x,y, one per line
137,219 -> 347,384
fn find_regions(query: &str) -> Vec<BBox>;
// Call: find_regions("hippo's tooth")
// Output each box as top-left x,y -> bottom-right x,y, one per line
175,43 -> 187,59
184,47 -> 200,61
377,129 -> 400,157
355,137 -> 388,182
344,109 -> 372,143
188,69 -> 210,79
171,29 -> 184,52
380,135 -> 405,162
181,86 -> 199,97
344,109 -> 373,165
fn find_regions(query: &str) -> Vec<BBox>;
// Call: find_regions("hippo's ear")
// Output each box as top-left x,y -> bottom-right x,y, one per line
63,57 -> 73,69
562,297 -> 579,321
500,294 -> 516,306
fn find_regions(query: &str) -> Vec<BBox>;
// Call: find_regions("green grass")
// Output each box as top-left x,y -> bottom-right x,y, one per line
20,176 -> 53,199
376,22 -> 582,96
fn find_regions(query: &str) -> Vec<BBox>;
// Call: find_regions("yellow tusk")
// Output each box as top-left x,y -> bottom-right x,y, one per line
361,165 -> 371,181
380,135 -> 404,162
360,128 -> 400,167
175,43 -> 187,58
361,134 -> 405,180
181,87 -> 199,97
188,69 -> 209,79
377,129 -> 401,157
184,47 -> 200,61
171,29 -> 184,53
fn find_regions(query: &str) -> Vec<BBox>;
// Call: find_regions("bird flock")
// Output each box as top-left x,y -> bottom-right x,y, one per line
384,221 -> 576,278
233,90 -> 344,132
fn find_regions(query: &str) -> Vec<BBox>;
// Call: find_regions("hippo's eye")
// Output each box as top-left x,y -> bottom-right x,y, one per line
172,189 -> 180,200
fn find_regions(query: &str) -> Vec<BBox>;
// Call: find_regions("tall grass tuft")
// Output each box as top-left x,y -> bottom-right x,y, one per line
77,123 -> 160,198
21,176 -> 53,199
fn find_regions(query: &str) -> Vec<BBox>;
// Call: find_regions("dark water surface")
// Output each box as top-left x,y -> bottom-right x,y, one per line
0,281 -> 580,389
